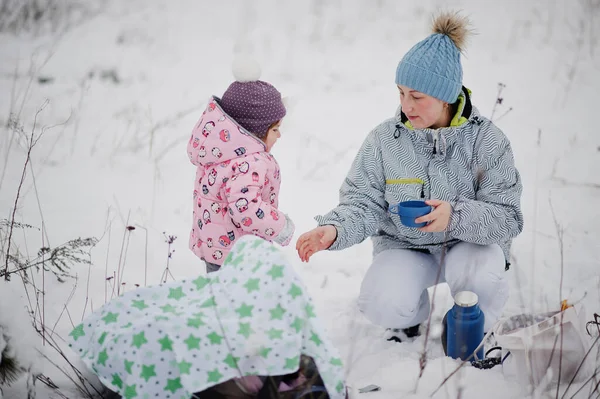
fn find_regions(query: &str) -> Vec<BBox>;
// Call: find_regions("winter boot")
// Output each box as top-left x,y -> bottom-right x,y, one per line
441,312 -> 448,355
386,324 -> 421,343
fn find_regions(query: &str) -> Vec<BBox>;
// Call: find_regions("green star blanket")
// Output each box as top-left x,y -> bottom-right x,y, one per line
68,235 -> 346,399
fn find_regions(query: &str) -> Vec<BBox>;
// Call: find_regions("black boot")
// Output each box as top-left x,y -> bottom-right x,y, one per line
386,324 -> 421,343
441,312 -> 448,355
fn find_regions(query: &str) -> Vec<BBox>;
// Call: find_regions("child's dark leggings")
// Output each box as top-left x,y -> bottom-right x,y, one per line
205,261 -> 220,273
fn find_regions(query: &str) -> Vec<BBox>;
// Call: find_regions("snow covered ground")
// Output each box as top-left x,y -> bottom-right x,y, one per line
1,0 -> 599,397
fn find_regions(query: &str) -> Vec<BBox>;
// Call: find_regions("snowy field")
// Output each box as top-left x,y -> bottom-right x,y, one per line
1,0 -> 599,398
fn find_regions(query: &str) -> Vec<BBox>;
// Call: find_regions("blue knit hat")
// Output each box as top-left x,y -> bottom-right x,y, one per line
395,12 -> 469,104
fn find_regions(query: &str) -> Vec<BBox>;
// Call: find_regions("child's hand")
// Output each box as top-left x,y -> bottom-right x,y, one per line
296,225 -> 337,262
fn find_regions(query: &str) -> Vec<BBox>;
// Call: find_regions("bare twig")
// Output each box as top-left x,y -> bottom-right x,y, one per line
42,220 -> 46,346
51,278 -> 78,336
3,100 -> 48,281
490,83 -> 506,122
0,61 -> 21,188
561,335 -> 600,399
530,129 -> 542,305
135,223 -> 149,287
109,270 -> 116,300
0,237 -> 98,280
430,352 -> 478,397
104,219 -> 112,304
549,199 -> 565,399
82,263 -> 91,320
568,366 -> 600,399
115,211 -> 131,296
36,349 -> 101,399
36,374 -> 60,390
494,107 -> 513,122
550,176 -> 600,190
161,232 -> 177,283
415,232 -> 449,393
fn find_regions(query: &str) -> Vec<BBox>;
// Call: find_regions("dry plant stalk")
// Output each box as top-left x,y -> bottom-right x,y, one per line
3,102 -> 48,281
413,232 -> 449,395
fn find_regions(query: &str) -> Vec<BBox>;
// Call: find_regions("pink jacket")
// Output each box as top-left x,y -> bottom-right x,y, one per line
187,98 -> 295,265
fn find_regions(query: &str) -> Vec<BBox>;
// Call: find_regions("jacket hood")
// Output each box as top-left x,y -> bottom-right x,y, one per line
190,97 -> 267,166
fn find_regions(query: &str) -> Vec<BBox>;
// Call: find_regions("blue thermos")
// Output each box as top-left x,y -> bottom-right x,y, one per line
446,291 -> 485,361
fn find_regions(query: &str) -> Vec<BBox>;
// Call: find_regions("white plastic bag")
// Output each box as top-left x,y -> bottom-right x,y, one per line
492,305 -> 594,391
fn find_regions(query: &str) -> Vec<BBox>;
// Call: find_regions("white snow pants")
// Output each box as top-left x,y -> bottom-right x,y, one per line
357,242 -> 508,332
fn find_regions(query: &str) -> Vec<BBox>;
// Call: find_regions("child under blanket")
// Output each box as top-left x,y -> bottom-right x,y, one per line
68,235 -> 347,399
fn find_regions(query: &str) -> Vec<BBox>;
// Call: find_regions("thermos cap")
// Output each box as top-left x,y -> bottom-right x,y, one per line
454,291 -> 479,307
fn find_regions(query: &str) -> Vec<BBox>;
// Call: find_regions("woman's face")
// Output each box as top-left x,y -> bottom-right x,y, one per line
397,85 -> 448,129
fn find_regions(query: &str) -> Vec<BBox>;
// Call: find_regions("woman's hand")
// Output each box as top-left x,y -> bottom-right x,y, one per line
296,225 -> 337,262
416,199 -> 452,233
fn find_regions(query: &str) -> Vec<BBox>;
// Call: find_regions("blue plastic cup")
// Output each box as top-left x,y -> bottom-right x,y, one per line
388,200 -> 432,228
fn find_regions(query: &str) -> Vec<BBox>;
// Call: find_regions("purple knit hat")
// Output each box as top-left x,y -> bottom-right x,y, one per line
219,59 -> 286,138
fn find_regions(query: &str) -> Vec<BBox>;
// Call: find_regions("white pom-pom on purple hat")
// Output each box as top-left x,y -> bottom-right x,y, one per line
221,56 -> 286,137
232,56 -> 262,82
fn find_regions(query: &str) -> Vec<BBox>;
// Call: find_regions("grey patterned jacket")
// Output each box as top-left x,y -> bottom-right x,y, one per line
315,88 -> 523,263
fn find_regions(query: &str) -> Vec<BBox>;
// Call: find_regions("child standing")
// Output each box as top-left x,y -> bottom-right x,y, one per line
187,62 -> 295,272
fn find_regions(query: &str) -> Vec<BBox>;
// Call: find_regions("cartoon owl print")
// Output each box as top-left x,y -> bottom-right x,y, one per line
207,238 -> 213,248
270,209 -> 279,220
235,198 -> 249,213
208,102 -> 216,112
198,146 -> 207,158
238,162 -> 250,174
192,137 -> 200,148
270,192 -> 276,204
265,228 -> 275,237
212,250 -> 223,260
203,209 -> 211,224
208,169 -> 218,186
211,202 -> 221,214
212,147 -> 223,158
218,235 -> 231,247
202,121 -> 215,136
241,217 -> 252,227
219,129 -> 230,142
252,172 -> 259,183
